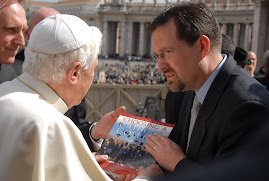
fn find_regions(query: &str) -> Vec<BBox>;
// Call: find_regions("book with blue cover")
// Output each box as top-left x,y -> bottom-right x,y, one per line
97,113 -> 174,179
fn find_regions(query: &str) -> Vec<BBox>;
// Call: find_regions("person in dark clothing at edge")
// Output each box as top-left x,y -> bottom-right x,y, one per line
139,1 -> 269,179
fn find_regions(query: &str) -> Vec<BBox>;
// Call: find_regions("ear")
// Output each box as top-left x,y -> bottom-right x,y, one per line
198,35 -> 210,59
67,62 -> 82,85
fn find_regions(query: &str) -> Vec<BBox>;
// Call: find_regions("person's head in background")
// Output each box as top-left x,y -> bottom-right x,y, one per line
22,14 -> 102,108
221,34 -> 235,57
0,0 -> 27,64
234,47 -> 251,69
245,51 -> 257,77
24,7 -> 60,41
262,50 -> 269,76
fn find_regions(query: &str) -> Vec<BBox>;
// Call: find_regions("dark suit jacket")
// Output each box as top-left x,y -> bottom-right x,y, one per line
165,90 -> 186,124
168,54 -> 269,174
255,74 -> 269,91
0,59 -> 23,84
157,120 -> 269,181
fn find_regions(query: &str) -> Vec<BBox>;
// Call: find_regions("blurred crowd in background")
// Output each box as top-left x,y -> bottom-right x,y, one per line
93,59 -> 167,85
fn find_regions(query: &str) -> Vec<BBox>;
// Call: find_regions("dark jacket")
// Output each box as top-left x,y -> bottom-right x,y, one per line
0,59 -> 23,84
255,74 -> 269,91
168,54 -> 269,173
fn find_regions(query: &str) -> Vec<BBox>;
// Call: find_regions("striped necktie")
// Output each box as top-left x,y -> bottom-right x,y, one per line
186,95 -> 201,153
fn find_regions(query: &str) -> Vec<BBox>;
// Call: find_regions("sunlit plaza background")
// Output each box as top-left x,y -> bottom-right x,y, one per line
25,0 -> 269,121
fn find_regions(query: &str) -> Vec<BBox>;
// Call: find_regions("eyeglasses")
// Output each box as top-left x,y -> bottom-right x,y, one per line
153,48 -> 178,62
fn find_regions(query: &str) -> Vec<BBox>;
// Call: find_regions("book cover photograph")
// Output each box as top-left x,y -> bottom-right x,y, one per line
97,113 -> 174,179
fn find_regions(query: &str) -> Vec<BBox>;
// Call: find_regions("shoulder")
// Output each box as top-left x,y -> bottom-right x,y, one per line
217,56 -> 269,105
0,85 -> 71,127
0,91 -> 81,145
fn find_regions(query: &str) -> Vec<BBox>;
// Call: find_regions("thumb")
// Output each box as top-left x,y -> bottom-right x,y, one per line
94,154 -> 108,163
110,106 -> 126,119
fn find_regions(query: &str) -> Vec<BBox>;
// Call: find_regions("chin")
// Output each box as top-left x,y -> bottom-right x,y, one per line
1,57 -> 15,64
76,99 -> 82,106
169,85 -> 179,92
169,81 -> 185,92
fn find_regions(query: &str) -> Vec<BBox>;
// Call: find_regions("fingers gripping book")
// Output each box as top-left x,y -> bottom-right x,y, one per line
97,113 -> 174,179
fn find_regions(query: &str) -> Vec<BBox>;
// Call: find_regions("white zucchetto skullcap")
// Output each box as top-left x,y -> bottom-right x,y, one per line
28,14 -> 95,54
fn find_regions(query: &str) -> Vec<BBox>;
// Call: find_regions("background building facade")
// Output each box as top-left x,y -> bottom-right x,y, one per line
28,0 -> 269,69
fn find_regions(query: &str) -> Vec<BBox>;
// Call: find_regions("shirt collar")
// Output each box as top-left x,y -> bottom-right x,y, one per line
18,72 -> 68,114
196,54 -> 227,104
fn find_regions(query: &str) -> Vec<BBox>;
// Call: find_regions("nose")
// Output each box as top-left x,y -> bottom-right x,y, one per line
158,58 -> 167,72
14,31 -> 25,47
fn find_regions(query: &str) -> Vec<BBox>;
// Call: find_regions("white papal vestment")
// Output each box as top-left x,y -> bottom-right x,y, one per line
0,72 -> 112,181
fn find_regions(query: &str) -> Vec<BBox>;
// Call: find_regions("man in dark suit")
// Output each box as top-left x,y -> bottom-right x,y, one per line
255,51 -> 269,90
164,33 -> 235,125
154,119 -> 269,181
143,1 -> 269,176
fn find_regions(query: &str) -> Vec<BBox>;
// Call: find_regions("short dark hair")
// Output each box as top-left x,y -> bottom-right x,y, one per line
221,34 -> 235,56
148,2 -> 222,51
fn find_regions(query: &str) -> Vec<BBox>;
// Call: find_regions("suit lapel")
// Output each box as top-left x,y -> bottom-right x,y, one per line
187,54 -> 237,160
178,91 -> 195,153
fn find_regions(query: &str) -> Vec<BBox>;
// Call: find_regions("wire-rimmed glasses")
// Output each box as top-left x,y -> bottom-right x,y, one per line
152,48 -> 178,62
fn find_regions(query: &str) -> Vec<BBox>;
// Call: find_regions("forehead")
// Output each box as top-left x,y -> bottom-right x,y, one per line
248,52 -> 256,58
152,20 -> 176,40
0,3 -> 27,28
152,20 -> 178,50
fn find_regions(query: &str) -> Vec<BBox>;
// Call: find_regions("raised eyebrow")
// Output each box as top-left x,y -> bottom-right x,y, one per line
2,25 -> 15,32
6,24 -> 16,28
6,24 -> 28,30
158,48 -> 174,54
155,47 -> 167,53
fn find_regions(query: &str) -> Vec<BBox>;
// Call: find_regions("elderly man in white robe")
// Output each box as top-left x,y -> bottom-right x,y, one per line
0,14 -> 163,181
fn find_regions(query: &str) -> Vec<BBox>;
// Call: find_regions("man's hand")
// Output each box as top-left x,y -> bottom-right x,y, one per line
117,174 -> 136,181
92,152 -> 108,163
117,164 -> 163,181
91,106 -> 126,140
138,164 -> 163,178
145,134 -> 186,172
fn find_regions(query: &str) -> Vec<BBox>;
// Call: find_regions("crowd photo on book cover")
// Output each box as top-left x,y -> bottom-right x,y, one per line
97,113 -> 174,171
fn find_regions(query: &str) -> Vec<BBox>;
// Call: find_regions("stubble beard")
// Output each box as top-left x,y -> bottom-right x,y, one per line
168,78 -> 185,92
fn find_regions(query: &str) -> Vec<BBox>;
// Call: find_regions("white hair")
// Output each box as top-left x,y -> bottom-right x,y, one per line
23,26 -> 102,83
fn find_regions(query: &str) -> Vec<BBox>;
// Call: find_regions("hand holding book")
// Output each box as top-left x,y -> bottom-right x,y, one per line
97,113 -> 174,179
91,106 -> 126,140
145,134 -> 186,172
117,164 -> 163,181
